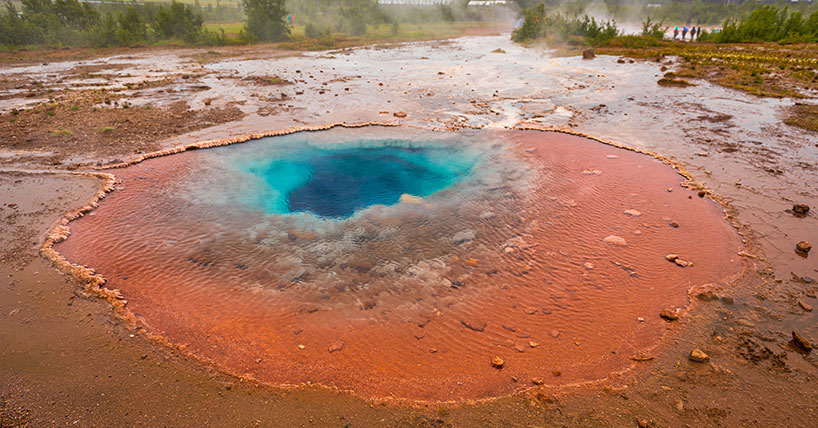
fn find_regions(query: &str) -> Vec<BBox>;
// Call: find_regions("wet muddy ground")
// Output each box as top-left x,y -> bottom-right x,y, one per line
1,35 -> 817,427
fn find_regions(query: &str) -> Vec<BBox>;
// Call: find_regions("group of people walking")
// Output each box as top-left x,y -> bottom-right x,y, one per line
673,26 -> 702,41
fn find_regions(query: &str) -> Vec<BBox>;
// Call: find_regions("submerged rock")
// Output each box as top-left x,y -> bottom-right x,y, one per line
461,319 -> 487,332
603,235 -> 627,246
452,229 -> 476,245
689,349 -> 709,362
328,341 -> 345,353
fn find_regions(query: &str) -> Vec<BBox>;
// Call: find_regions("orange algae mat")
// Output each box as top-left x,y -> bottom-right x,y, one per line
56,128 -> 744,402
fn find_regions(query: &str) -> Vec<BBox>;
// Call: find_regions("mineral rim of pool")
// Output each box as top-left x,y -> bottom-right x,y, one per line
56,126 -> 744,402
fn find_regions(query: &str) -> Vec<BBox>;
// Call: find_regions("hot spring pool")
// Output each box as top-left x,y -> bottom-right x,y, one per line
55,126 -> 743,401
234,142 -> 477,218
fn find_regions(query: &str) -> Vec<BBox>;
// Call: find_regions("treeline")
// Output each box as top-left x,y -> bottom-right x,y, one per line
290,0 -> 507,39
511,3 -> 620,44
0,0 -> 228,47
702,5 -> 818,43
512,2 -> 818,45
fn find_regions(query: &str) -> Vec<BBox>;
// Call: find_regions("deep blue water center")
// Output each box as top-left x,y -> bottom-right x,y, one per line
244,143 -> 476,218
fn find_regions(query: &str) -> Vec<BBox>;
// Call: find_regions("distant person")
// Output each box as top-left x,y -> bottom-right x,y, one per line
697,27 -> 702,39
690,26 -> 696,41
682,26 -> 688,41
673,27 -> 679,41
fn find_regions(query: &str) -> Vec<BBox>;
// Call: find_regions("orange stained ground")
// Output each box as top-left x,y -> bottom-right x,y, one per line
56,130 -> 744,402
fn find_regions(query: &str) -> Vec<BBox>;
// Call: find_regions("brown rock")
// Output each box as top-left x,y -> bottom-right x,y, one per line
582,48 -> 596,59
665,254 -> 679,262
793,203 -> 810,216
793,330 -> 813,351
689,348 -> 709,362
796,241 -> 812,254
532,378 -> 544,385
799,301 -> 813,312
393,111 -> 407,118
636,419 -> 650,428
659,308 -> 679,321
491,356 -> 505,368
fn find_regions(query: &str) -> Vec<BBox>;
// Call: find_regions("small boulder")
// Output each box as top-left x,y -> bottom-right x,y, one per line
624,209 -> 642,217
659,308 -> 679,321
793,331 -> 812,351
796,241 -> 812,254
665,254 -> 679,262
799,301 -> 813,312
582,48 -> 595,59
491,356 -> 505,368
792,204 -> 810,216
393,111 -> 407,118
689,349 -> 709,362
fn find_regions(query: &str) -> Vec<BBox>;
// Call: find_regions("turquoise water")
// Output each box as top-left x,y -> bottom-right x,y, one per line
234,140 -> 478,218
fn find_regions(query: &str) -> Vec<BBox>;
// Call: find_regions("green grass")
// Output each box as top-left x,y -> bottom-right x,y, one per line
784,103 -> 818,132
49,128 -> 73,137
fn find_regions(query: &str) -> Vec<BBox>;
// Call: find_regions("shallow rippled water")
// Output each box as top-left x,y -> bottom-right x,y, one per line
56,126 -> 744,401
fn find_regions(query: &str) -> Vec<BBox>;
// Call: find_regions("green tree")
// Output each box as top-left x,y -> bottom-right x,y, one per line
242,0 -> 289,42
152,1 -> 204,43
116,6 -> 145,45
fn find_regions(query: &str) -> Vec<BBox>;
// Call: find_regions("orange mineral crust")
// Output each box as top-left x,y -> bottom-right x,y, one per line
55,128 -> 744,402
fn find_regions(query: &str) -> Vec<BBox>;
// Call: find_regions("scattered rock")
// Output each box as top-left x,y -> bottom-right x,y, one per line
792,203 -> 810,216
689,348 -> 709,362
799,301 -> 813,312
582,48 -> 595,59
549,330 -> 560,338
528,340 -> 540,348
796,241 -> 812,254
328,341 -> 345,353
532,378 -> 544,385
636,418 -> 650,428
659,308 -> 679,321
491,356 -> 505,368
624,209 -> 642,216
666,254 -> 691,267
584,262 -> 595,270
452,229 -> 476,245
523,307 -> 538,315
793,331 -> 813,351
674,258 -> 692,267
461,319 -> 487,332
393,111 -> 407,118
603,235 -> 627,246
